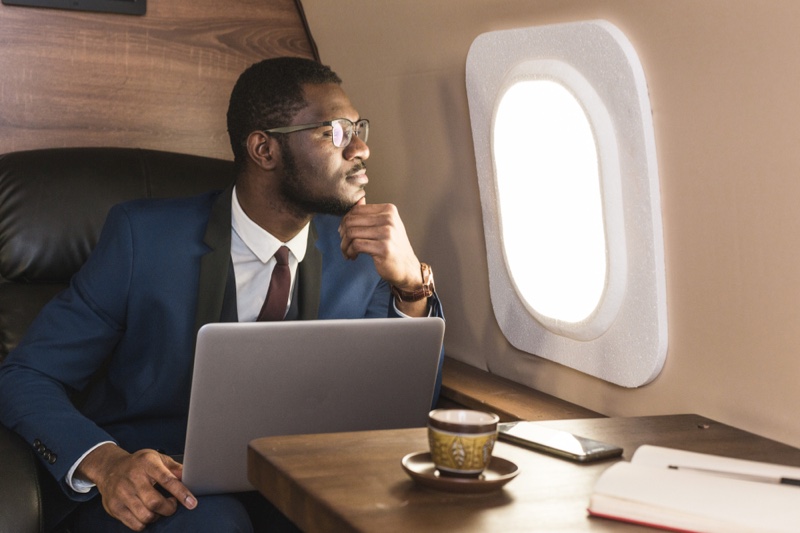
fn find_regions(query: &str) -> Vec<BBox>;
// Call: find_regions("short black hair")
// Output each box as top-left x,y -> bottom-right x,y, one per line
226,56 -> 342,170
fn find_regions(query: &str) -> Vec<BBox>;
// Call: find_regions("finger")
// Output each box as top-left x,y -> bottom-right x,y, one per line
341,226 -> 391,259
153,473 -> 197,510
357,196 -> 366,206
342,213 -> 394,231
117,511 -> 148,532
342,237 -> 391,265
348,202 -> 393,216
342,223 -> 393,243
344,233 -> 391,261
159,454 -> 185,479
341,238 -> 357,260
104,498 -> 149,532
148,453 -> 196,509
139,484 -> 179,519
99,477 -> 157,527
131,453 -> 196,513
345,202 -> 395,219
339,202 -> 389,240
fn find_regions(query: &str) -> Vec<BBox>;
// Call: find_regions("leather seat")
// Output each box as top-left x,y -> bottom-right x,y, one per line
0,147 -> 233,532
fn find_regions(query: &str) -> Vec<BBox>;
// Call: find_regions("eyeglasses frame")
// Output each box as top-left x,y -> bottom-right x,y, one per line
263,118 -> 369,148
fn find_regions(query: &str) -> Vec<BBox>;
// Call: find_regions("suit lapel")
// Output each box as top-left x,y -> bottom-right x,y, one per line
194,185 -> 234,336
298,220 -> 321,320
194,189 -> 321,328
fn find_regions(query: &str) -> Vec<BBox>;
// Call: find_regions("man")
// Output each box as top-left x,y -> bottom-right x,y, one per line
0,57 -> 443,531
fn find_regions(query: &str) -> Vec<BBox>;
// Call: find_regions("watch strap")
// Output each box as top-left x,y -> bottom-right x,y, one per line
391,263 -> 434,302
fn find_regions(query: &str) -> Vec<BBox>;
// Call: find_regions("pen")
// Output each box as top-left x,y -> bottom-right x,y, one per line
667,465 -> 800,487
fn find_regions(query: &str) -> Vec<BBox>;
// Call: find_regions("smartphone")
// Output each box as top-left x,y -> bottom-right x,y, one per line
497,421 -> 623,463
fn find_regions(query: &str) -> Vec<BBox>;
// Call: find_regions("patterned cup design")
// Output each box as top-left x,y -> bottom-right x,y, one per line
427,409 -> 499,477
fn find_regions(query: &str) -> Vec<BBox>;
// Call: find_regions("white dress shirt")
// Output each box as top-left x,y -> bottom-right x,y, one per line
230,186 -> 309,321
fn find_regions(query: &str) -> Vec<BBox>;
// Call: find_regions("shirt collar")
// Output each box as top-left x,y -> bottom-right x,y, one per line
231,185 -> 309,263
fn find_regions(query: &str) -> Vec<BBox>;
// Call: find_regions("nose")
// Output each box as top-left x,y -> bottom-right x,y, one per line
344,134 -> 369,161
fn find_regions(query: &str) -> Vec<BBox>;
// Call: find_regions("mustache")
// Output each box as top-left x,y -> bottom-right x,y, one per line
346,162 -> 367,177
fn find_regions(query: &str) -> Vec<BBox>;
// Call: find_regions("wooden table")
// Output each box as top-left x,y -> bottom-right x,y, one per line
248,414 -> 800,532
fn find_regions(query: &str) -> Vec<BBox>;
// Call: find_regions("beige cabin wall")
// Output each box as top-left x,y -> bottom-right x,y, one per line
303,0 -> 800,446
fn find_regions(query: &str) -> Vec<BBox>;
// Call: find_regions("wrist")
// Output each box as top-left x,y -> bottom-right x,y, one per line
76,442 -> 125,485
391,263 -> 435,302
394,296 -> 430,318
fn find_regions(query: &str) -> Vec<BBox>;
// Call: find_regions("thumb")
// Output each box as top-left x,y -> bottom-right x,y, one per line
356,196 -> 366,206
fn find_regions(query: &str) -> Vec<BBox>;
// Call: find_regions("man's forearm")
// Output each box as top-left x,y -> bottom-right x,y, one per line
75,442 -> 128,485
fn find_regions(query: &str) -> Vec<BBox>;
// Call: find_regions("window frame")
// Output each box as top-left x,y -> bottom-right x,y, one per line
466,20 -> 667,387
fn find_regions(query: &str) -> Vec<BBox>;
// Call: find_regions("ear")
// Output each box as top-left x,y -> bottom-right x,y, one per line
246,131 -> 281,171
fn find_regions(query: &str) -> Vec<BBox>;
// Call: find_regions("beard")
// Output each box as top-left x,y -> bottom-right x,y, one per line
279,143 -> 364,217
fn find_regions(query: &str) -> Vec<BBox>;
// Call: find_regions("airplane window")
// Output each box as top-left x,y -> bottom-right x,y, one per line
467,20 -> 667,387
494,79 -> 605,323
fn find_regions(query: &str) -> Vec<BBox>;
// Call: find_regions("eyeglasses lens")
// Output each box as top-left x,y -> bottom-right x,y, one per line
330,119 -> 368,148
355,120 -> 368,144
332,121 -> 346,148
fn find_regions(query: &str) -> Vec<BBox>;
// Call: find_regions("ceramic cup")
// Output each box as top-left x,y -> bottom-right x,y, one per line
427,409 -> 500,477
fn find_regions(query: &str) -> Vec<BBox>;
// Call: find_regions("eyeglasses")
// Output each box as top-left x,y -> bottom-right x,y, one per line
264,118 -> 369,149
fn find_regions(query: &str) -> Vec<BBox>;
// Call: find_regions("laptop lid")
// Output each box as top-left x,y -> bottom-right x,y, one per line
182,317 -> 444,495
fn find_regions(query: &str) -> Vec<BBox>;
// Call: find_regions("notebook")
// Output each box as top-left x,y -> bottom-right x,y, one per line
181,317 -> 445,495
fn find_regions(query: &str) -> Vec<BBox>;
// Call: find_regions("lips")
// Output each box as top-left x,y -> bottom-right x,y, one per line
347,171 -> 369,187
346,163 -> 368,186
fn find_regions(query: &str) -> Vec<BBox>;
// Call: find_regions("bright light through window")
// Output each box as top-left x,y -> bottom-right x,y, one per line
494,80 -> 606,323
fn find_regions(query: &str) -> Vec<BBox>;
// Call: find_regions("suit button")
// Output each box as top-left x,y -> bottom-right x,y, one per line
47,453 -> 57,465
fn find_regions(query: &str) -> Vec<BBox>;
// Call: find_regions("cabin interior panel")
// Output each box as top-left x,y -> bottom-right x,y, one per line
3,0 -> 800,448
0,0 -> 317,158
302,0 -> 800,447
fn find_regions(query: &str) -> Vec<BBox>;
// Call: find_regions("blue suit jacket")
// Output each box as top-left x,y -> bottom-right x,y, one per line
0,186 -> 444,499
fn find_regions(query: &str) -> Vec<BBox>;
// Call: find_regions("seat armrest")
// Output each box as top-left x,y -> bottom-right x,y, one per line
0,423 -> 42,533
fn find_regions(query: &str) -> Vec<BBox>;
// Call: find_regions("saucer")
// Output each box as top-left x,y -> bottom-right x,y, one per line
401,451 -> 519,493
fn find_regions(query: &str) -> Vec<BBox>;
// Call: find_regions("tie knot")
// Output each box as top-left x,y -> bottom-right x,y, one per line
275,246 -> 289,266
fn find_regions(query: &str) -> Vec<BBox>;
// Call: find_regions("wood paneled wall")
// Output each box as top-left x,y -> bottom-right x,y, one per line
0,0 -> 317,159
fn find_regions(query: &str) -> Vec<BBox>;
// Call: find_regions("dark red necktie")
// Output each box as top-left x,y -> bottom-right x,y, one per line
257,246 -> 290,321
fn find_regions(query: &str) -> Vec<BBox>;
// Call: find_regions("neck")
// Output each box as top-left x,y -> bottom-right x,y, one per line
235,177 -> 311,243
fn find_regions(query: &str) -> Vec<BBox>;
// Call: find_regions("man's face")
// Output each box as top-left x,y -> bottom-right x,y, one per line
277,83 -> 370,217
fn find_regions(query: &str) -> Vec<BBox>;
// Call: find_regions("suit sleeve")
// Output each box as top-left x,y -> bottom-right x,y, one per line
383,285 -> 445,408
0,205 -> 135,499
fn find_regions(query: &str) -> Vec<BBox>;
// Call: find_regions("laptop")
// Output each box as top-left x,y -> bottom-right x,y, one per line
181,317 -> 445,495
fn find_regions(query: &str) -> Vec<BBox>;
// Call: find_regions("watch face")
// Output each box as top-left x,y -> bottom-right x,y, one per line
422,263 -> 434,292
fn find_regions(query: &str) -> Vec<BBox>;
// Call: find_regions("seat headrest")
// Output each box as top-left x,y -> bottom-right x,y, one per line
0,147 -> 233,283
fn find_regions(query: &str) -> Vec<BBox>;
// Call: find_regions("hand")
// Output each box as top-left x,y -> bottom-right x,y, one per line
339,198 -> 422,287
339,198 -> 429,317
76,443 -> 197,531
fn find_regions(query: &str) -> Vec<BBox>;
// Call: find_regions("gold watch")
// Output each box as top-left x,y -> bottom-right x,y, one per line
391,263 -> 435,302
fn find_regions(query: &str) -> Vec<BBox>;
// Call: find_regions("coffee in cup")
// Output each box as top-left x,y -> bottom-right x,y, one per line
427,409 -> 499,477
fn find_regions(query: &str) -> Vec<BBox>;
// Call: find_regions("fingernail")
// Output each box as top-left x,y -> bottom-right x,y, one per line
185,495 -> 197,508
